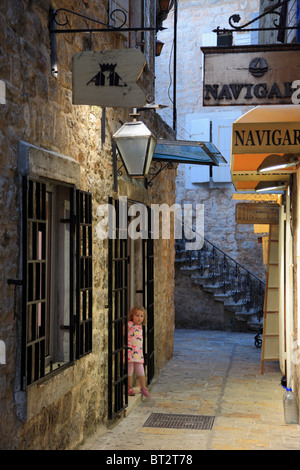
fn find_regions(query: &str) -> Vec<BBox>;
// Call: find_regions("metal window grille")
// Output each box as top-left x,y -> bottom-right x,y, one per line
22,178 -> 47,387
75,190 -> 93,358
21,180 -> 93,388
108,197 -> 129,420
145,206 -> 154,384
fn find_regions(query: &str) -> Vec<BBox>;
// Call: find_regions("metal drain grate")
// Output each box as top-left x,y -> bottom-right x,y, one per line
143,413 -> 215,430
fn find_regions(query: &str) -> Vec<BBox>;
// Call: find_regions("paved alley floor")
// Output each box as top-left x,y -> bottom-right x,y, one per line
80,329 -> 300,451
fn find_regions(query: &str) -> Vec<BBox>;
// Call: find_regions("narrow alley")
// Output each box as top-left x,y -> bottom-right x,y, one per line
80,329 -> 300,451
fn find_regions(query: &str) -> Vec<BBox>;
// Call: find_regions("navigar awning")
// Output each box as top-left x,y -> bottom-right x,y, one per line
231,105 -> 300,191
153,139 -> 227,166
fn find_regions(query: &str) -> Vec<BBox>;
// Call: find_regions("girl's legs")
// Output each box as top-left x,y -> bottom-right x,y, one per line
135,363 -> 150,397
128,362 -> 150,397
134,363 -> 146,387
128,362 -> 135,394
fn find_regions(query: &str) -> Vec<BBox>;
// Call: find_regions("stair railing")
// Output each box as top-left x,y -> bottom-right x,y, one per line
176,232 -> 265,319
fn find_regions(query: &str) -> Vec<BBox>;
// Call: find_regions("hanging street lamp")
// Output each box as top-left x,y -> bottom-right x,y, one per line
113,121 -> 157,178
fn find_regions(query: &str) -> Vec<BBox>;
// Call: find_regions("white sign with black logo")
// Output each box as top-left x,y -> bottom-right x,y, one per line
201,44 -> 300,106
72,49 -> 147,108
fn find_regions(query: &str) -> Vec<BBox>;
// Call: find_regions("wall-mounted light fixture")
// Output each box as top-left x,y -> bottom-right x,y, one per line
255,181 -> 286,192
158,0 -> 174,13
257,154 -> 299,173
113,121 -> 157,178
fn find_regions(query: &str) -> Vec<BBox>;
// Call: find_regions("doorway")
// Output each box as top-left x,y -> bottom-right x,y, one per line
107,198 -> 154,419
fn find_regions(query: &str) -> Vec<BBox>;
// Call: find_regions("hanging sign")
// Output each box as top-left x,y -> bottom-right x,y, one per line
201,44 -> 300,106
72,49 -> 147,107
235,203 -> 279,224
232,121 -> 300,154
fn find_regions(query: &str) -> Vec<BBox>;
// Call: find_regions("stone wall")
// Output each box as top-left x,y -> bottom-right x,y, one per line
155,0 -> 266,283
0,0 -> 176,450
174,266 -> 251,332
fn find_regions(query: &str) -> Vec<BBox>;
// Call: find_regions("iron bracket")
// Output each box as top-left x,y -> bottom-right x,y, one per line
7,279 -> 23,286
114,157 -> 175,188
146,161 -> 175,187
49,6 -> 164,77
213,0 -> 299,35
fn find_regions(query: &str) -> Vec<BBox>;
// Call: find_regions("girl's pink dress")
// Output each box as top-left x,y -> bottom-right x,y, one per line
128,321 -> 144,363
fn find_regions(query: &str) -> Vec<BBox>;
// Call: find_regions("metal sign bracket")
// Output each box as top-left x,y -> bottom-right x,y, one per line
48,6 -> 163,77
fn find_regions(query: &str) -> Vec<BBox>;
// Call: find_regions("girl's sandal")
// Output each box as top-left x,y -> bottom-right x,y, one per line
128,387 -> 135,396
140,387 -> 151,398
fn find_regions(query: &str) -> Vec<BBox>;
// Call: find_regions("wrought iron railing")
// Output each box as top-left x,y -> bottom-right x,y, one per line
176,235 -> 265,320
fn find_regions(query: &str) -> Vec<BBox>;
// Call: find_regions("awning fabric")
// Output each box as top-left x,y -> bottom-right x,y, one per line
231,105 -> 300,191
153,140 -> 227,166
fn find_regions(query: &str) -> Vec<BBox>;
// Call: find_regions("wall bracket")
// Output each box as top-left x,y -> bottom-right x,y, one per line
213,0 -> 299,36
48,6 -> 163,77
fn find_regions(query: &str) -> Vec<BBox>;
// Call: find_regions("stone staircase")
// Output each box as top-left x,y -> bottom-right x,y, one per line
175,237 -> 265,331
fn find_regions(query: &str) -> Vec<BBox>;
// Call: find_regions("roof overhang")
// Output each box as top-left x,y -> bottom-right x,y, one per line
154,139 -> 227,166
231,105 -> 300,191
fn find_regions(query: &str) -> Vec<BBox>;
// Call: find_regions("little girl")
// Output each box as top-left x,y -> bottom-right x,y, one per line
127,305 -> 150,398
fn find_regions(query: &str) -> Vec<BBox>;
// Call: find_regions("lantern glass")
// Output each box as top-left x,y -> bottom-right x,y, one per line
113,122 -> 157,177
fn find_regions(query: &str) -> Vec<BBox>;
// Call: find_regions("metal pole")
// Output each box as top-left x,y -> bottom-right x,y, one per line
173,0 -> 177,134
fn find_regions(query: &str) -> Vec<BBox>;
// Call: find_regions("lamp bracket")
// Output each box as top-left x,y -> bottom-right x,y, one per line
213,0 -> 299,34
147,160 -> 175,187
49,6 -> 164,77
117,160 -> 124,176
115,157 -> 174,187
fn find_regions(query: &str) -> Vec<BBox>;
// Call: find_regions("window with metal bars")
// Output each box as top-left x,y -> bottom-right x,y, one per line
21,178 -> 92,388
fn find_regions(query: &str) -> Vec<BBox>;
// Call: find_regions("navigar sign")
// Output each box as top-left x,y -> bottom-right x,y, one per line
201,44 -> 300,106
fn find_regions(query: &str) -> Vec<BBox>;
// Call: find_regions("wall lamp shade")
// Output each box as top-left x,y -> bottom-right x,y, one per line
113,121 -> 157,177
255,181 -> 286,192
257,154 -> 299,173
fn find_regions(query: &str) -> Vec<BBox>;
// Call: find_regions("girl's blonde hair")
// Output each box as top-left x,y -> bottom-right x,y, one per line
128,305 -> 146,325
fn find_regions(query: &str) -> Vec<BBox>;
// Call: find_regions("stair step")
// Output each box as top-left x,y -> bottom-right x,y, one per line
224,299 -> 249,312
175,257 -> 198,263
190,268 -> 211,277
214,292 -> 232,302
180,266 -> 199,272
176,240 -> 265,329
247,318 -> 263,332
235,310 -> 258,321
203,283 -> 226,291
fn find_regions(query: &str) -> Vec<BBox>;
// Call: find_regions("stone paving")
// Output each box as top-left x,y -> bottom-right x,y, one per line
80,329 -> 300,451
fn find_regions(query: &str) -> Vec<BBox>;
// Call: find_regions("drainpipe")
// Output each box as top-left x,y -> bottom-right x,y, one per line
295,170 -> 300,386
285,184 -> 293,388
297,0 -> 300,43
173,0 -> 177,134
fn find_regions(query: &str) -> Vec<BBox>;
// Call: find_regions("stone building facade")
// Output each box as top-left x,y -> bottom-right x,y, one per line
154,0 -> 266,330
155,0 -> 265,278
0,0 -> 176,449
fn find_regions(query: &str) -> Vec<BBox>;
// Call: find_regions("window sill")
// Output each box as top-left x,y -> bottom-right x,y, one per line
15,362 -> 75,423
